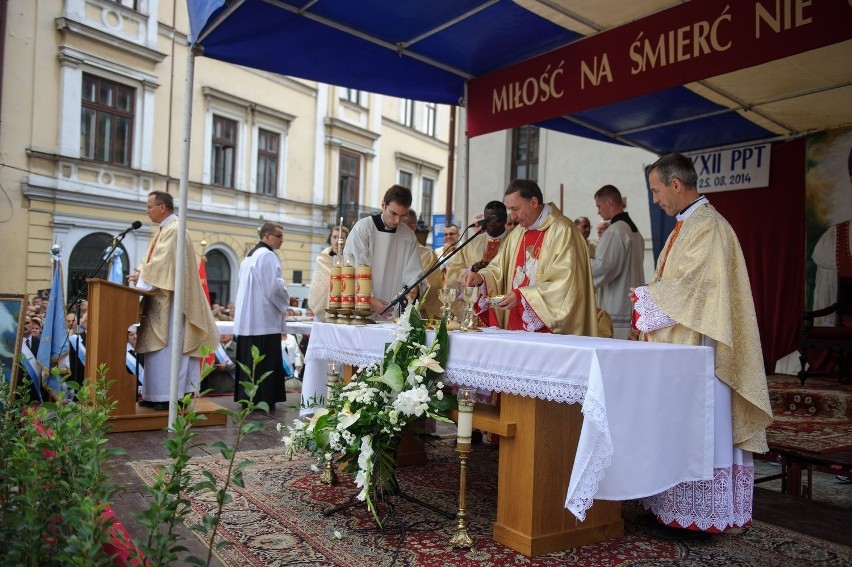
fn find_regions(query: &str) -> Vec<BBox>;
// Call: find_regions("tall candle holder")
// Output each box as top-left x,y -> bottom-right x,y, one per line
450,388 -> 475,549
353,263 -> 375,325
328,259 -> 342,323
334,257 -> 355,324
319,362 -> 341,486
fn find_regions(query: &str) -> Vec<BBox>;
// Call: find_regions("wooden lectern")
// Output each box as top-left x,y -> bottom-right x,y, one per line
85,279 -> 226,432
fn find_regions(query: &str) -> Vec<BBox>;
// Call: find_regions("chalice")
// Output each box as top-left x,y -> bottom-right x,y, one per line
439,287 -> 457,323
460,286 -> 481,332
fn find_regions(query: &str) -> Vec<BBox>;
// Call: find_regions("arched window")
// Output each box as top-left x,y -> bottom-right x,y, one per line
67,233 -> 130,305
205,250 -> 232,307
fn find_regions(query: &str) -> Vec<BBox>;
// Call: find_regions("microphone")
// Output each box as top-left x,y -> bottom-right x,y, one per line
467,215 -> 499,228
116,220 -> 143,237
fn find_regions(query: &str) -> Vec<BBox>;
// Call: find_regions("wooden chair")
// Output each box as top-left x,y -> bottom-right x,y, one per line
798,276 -> 852,386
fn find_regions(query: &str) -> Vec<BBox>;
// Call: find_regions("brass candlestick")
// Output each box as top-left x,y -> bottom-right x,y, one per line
319,362 -> 341,486
450,390 -> 475,549
319,458 -> 338,485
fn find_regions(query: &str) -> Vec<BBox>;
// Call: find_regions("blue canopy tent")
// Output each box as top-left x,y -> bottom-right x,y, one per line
186,0 -> 852,154
158,0 -> 851,422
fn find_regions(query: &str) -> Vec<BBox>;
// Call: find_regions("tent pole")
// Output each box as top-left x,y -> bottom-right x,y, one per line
167,44 -> 196,428
461,83 -> 470,227
445,105 -> 455,224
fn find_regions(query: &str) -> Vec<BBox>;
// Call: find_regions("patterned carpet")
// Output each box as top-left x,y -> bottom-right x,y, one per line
766,375 -> 852,453
131,442 -> 852,566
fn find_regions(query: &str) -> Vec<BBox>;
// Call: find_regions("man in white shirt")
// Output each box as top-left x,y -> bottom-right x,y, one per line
343,185 -> 423,318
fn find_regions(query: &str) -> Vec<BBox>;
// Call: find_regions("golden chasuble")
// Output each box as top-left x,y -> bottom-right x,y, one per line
416,243 -> 443,320
308,247 -> 335,322
479,204 -> 597,336
646,204 -> 773,453
136,218 -> 219,356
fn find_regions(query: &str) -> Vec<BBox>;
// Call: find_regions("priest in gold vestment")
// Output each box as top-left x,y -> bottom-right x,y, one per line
130,191 -> 219,409
633,153 -> 773,533
461,180 -> 597,336
307,225 -> 349,322
446,201 -> 510,327
403,210 -> 443,320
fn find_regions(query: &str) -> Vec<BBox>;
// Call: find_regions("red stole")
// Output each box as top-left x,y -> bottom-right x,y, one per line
507,229 -> 547,331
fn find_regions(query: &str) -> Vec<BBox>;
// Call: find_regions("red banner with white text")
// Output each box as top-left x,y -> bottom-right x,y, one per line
467,0 -> 852,137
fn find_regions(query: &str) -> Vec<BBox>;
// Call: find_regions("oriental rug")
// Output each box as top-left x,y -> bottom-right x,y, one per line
130,442 -> 852,566
766,375 -> 852,454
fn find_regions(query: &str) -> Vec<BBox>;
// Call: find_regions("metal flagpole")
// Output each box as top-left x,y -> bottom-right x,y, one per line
168,43 -> 196,428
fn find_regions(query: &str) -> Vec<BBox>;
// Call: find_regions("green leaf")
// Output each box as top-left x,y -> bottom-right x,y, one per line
367,362 -> 405,392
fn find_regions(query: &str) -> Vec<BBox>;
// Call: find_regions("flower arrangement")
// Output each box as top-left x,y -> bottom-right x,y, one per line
281,303 -> 454,524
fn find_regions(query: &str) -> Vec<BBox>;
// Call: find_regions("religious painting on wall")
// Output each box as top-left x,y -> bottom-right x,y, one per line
0,293 -> 26,397
804,126 -> 852,323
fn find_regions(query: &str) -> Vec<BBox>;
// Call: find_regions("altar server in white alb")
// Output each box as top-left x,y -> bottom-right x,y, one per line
633,153 -> 773,533
591,184 -> 645,339
343,185 -> 424,318
234,222 -> 290,411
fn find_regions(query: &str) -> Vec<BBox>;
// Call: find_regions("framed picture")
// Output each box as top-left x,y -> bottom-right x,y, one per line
0,293 -> 27,398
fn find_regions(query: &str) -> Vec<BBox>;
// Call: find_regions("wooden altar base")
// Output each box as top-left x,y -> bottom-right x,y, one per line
109,398 -> 228,433
481,393 -> 624,556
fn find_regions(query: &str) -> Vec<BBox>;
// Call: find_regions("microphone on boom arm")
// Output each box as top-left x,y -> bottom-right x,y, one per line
467,215 -> 499,228
116,220 -> 143,238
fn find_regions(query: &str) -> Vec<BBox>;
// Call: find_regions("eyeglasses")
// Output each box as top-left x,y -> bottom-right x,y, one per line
272,233 -> 284,239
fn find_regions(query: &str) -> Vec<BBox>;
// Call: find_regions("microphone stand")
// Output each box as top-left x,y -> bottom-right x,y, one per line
380,228 -> 486,317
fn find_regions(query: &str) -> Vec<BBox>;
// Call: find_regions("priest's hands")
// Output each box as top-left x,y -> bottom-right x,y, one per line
460,271 -> 484,287
471,260 -> 489,272
127,271 -> 140,285
492,294 -> 516,310
370,296 -> 392,319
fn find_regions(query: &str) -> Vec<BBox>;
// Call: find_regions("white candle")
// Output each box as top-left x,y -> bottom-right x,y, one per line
456,388 -> 474,443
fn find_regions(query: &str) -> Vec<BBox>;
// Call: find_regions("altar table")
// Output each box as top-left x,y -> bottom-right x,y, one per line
303,323 -> 717,555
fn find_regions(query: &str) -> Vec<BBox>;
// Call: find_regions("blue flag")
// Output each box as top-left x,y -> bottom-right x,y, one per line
35,251 -> 70,401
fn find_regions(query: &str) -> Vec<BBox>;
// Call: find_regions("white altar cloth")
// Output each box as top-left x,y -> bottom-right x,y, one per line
216,320 -> 312,336
302,322 -> 718,520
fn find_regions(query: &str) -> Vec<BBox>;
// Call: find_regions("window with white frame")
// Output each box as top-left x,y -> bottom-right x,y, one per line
339,150 -> 361,227
402,99 -> 415,128
80,73 -> 135,166
105,0 -> 136,8
212,115 -> 237,188
421,177 -> 434,226
511,124 -> 539,181
342,88 -> 364,106
423,102 -> 437,137
398,170 -> 413,189
256,129 -> 280,196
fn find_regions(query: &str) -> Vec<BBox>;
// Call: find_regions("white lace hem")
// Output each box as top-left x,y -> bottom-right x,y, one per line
642,463 -> 754,531
563,385 -> 613,521
633,285 -> 676,332
520,294 -> 545,332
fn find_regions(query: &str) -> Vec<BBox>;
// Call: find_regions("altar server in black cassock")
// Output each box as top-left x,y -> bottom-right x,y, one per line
233,222 -> 290,410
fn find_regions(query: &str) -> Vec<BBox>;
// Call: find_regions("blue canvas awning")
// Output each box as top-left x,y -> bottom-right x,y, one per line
187,0 -> 852,155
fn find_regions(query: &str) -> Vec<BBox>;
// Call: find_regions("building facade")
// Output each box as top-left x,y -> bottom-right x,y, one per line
0,0 -> 452,305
